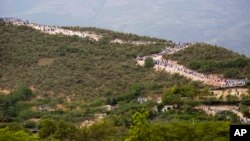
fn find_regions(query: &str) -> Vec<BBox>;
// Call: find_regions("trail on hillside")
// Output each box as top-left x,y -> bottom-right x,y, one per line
1,18 -> 158,45
137,43 -> 246,88
195,105 -> 250,123
1,18 -> 102,41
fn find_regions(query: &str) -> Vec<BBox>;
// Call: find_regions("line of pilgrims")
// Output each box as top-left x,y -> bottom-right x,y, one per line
0,17 -> 99,41
137,42 -> 247,88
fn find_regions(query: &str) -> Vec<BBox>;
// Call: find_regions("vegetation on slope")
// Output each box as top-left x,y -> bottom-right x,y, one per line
0,22 -> 177,100
1,22 -> 250,140
0,23 -> 198,123
0,110 -> 230,141
165,43 -> 250,79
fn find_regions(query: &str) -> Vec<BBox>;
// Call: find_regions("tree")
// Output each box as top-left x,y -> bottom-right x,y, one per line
12,87 -> 33,101
239,104 -> 250,118
0,95 -> 19,121
162,85 -> 197,105
125,109 -> 151,141
54,120 -> 77,141
188,61 -> 201,70
0,127 -> 38,141
128,84 -> 144,97
144,57 -> 154,68
0,87 -> 34,122
88,120 -> 116,141
215,110 -> 240,123
75,119 -> 117,141
75,127 -> 90,141
223,69 -> 239,79
226,95 -> 239,102
38,119 -> 57,138
241,94 -> 250,105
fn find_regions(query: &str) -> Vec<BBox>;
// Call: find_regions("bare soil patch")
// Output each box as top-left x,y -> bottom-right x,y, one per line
0,88 -> 11,95
38,57 -> 59,66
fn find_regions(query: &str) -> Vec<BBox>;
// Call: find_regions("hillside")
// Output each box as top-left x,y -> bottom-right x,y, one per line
0,22 -> 196,122
0,22 -> 176,100
165,43 -> 250,79
0,20 -> 250,140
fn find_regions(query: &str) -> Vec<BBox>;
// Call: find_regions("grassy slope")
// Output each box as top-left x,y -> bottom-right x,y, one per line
165,43 -> 250,79
0,23 -> 189,101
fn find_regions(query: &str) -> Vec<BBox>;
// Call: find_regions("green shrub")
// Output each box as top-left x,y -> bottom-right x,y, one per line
0,127 -> 38,141
38,119 -> 57,138
144,57 -> 154,68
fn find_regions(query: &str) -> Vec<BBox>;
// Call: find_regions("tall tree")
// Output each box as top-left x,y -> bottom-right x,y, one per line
125,109 -> 151,141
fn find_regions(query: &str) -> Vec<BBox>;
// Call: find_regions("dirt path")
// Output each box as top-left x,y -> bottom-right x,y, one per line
211,88 -> 248,98
2,18 -> 102,41
137,43 -> 246,88
3,18 -> 160,45
195,105 -> 250,123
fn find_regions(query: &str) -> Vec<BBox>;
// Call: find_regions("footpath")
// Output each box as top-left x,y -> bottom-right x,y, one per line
136,42 -> 246,88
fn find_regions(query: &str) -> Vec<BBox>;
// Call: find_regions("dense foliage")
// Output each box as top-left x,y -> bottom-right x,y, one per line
125,110 -> 230,141
0,110 -> 231,141
0,87 -> 33,122
0,128 -> 38,141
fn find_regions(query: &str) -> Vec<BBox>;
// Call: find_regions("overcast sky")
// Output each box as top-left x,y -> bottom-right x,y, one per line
1,0 -> 250,56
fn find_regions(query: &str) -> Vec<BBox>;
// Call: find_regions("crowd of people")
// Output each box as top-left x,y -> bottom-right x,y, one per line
159,42 -> 192,55
111,38 -> 157,45
154,58 -> 246,87
137,42 -> 247,88
1,17 -> 101,41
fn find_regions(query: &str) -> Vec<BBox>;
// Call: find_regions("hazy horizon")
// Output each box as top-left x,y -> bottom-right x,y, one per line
1,0 -> 250,56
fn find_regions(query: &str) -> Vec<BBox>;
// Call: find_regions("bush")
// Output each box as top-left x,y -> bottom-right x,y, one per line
0,87 -> 33,122
54,120 -> 77,140
12,87 -> 33,101
162,85 -> 199,105
223,69 -> 239,79
0,127 -> 38,141
23,121 -> 37,129
215,110 -> 240,123
239,104 -> 250,118
144,57 -> 154,68
38,119 -> 57,138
